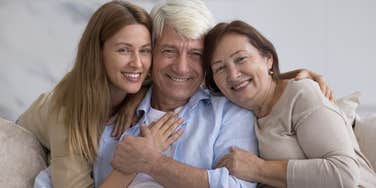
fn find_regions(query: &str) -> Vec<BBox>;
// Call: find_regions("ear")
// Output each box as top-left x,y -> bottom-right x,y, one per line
265,53 -> 273,70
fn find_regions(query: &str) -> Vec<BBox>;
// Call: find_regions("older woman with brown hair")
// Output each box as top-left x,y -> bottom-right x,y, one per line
204,20 -> 376,187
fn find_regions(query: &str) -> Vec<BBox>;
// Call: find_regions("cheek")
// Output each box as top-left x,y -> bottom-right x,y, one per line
151,62 -> 163,80
153,57 -> 173,73
104,51 -> 121,68
107,59 -> 123,75
244,63 -> 267,77
192,61 -> 204,76
255,66 -> 270,79
103,57 -> 114,77
213,74 -> 226,90
256,61 -> 270,72
142,56 -> 152,70
197,68 -> 204,78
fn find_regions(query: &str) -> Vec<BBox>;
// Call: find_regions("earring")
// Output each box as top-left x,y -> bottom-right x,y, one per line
268,69 -> 274,75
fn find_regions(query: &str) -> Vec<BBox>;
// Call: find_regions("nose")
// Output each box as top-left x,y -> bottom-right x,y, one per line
129,51 -> 142,69
172,53 -> 190,74
226,63 -> 241,81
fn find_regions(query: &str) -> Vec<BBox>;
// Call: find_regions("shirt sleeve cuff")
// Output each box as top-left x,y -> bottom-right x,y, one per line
207,167 -> 257,188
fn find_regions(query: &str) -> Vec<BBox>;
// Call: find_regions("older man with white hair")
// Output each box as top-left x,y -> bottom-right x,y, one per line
95,0 -> 258,187
95,0 -> 331,188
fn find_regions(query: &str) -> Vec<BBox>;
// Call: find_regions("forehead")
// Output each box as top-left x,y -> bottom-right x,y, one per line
219,33 -> 250,50
213,33 -> 255,58
107,24 -> 151,44
155,25 -> 203,49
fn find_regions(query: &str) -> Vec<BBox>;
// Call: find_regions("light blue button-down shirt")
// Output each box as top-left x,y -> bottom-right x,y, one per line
94,87 -> 258,188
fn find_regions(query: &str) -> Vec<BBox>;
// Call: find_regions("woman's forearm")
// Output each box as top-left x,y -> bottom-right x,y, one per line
99,170 -> 136,188
279,69 -> 305,79
255,160 -> 288,188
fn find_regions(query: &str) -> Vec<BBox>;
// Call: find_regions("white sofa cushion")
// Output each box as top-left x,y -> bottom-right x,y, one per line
354,114 -> 376,169
336,91 -> 361,125
337,92 -> 376,170
0,117 -> 47,188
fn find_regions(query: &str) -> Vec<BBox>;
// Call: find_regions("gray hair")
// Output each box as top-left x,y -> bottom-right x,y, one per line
150,0 -> 214,42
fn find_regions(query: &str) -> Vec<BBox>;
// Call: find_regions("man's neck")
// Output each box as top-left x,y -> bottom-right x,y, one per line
151,90 -> 188,112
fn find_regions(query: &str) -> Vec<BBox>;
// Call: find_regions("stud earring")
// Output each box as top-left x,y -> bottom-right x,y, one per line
268,69 -> 274,75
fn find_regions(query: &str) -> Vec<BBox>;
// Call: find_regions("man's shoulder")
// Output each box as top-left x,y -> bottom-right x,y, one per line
196,89 -> 252,115
196,88 -> 229,104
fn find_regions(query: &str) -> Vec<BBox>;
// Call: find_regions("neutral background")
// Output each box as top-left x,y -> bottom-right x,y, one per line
0,0 -> 375,121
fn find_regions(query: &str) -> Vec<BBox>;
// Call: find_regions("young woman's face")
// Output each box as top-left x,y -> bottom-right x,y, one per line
103,24 -> 151,95
211,33 -> 273,109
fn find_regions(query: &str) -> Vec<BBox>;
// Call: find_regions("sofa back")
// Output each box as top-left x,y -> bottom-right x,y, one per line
0,118 -> 47,188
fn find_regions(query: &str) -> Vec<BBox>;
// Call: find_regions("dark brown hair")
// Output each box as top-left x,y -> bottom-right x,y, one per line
203,20 -> 280,94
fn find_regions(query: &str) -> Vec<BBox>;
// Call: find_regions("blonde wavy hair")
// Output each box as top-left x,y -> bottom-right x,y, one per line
50,1 -> 152,164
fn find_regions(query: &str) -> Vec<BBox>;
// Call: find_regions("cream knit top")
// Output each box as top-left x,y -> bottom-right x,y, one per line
255,79 -> 376,188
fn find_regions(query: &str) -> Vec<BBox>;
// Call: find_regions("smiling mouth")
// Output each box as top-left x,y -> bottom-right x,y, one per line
231,79 -> 252,90
122,72 -> 142,80
167,74 -> 192,82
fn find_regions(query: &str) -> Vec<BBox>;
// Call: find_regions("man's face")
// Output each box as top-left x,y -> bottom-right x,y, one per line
151,25 -> 204,110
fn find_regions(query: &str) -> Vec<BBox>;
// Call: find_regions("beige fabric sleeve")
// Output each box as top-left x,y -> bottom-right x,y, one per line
17,93 -> 51,147
17,93 -> 95,188
50,155 -> 94,188
287,106 -> 359,188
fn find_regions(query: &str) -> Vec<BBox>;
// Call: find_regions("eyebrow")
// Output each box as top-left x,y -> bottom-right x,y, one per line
212,60 -> 223,66
212,50 -> 245,65
160,44 -> 177,49
230,50 -> 245,58
115,42 -> 132,47
160,44 -> 203,52
141,43 -> 152,48
115,42 -> 151,48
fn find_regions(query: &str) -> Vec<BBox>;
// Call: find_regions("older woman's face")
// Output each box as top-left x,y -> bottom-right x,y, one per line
211,33 -> 273,109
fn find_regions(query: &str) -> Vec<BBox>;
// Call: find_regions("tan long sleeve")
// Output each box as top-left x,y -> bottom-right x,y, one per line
17,93 -> 94,188
256,79 -> 376,188
287,106 -> 359,188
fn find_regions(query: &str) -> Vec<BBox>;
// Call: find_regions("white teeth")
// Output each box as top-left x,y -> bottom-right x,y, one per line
171,77 -> 188,82
123,73 -> 141,78
169,75 -> 190,82
232,80 -> 250,90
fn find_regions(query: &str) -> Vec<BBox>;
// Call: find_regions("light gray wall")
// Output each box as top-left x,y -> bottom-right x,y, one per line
1,0 -> 375,121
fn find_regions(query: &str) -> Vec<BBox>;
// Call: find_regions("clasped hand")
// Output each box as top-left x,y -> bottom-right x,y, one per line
111,112 -> 184,174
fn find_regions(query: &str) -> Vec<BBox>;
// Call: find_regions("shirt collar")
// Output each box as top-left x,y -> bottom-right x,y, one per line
136,87 -> 153,116
136,86 -> 211,116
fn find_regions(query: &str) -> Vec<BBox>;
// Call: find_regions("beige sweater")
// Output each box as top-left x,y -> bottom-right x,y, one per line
17,93 -> 94,188
255,79 -> 376,188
